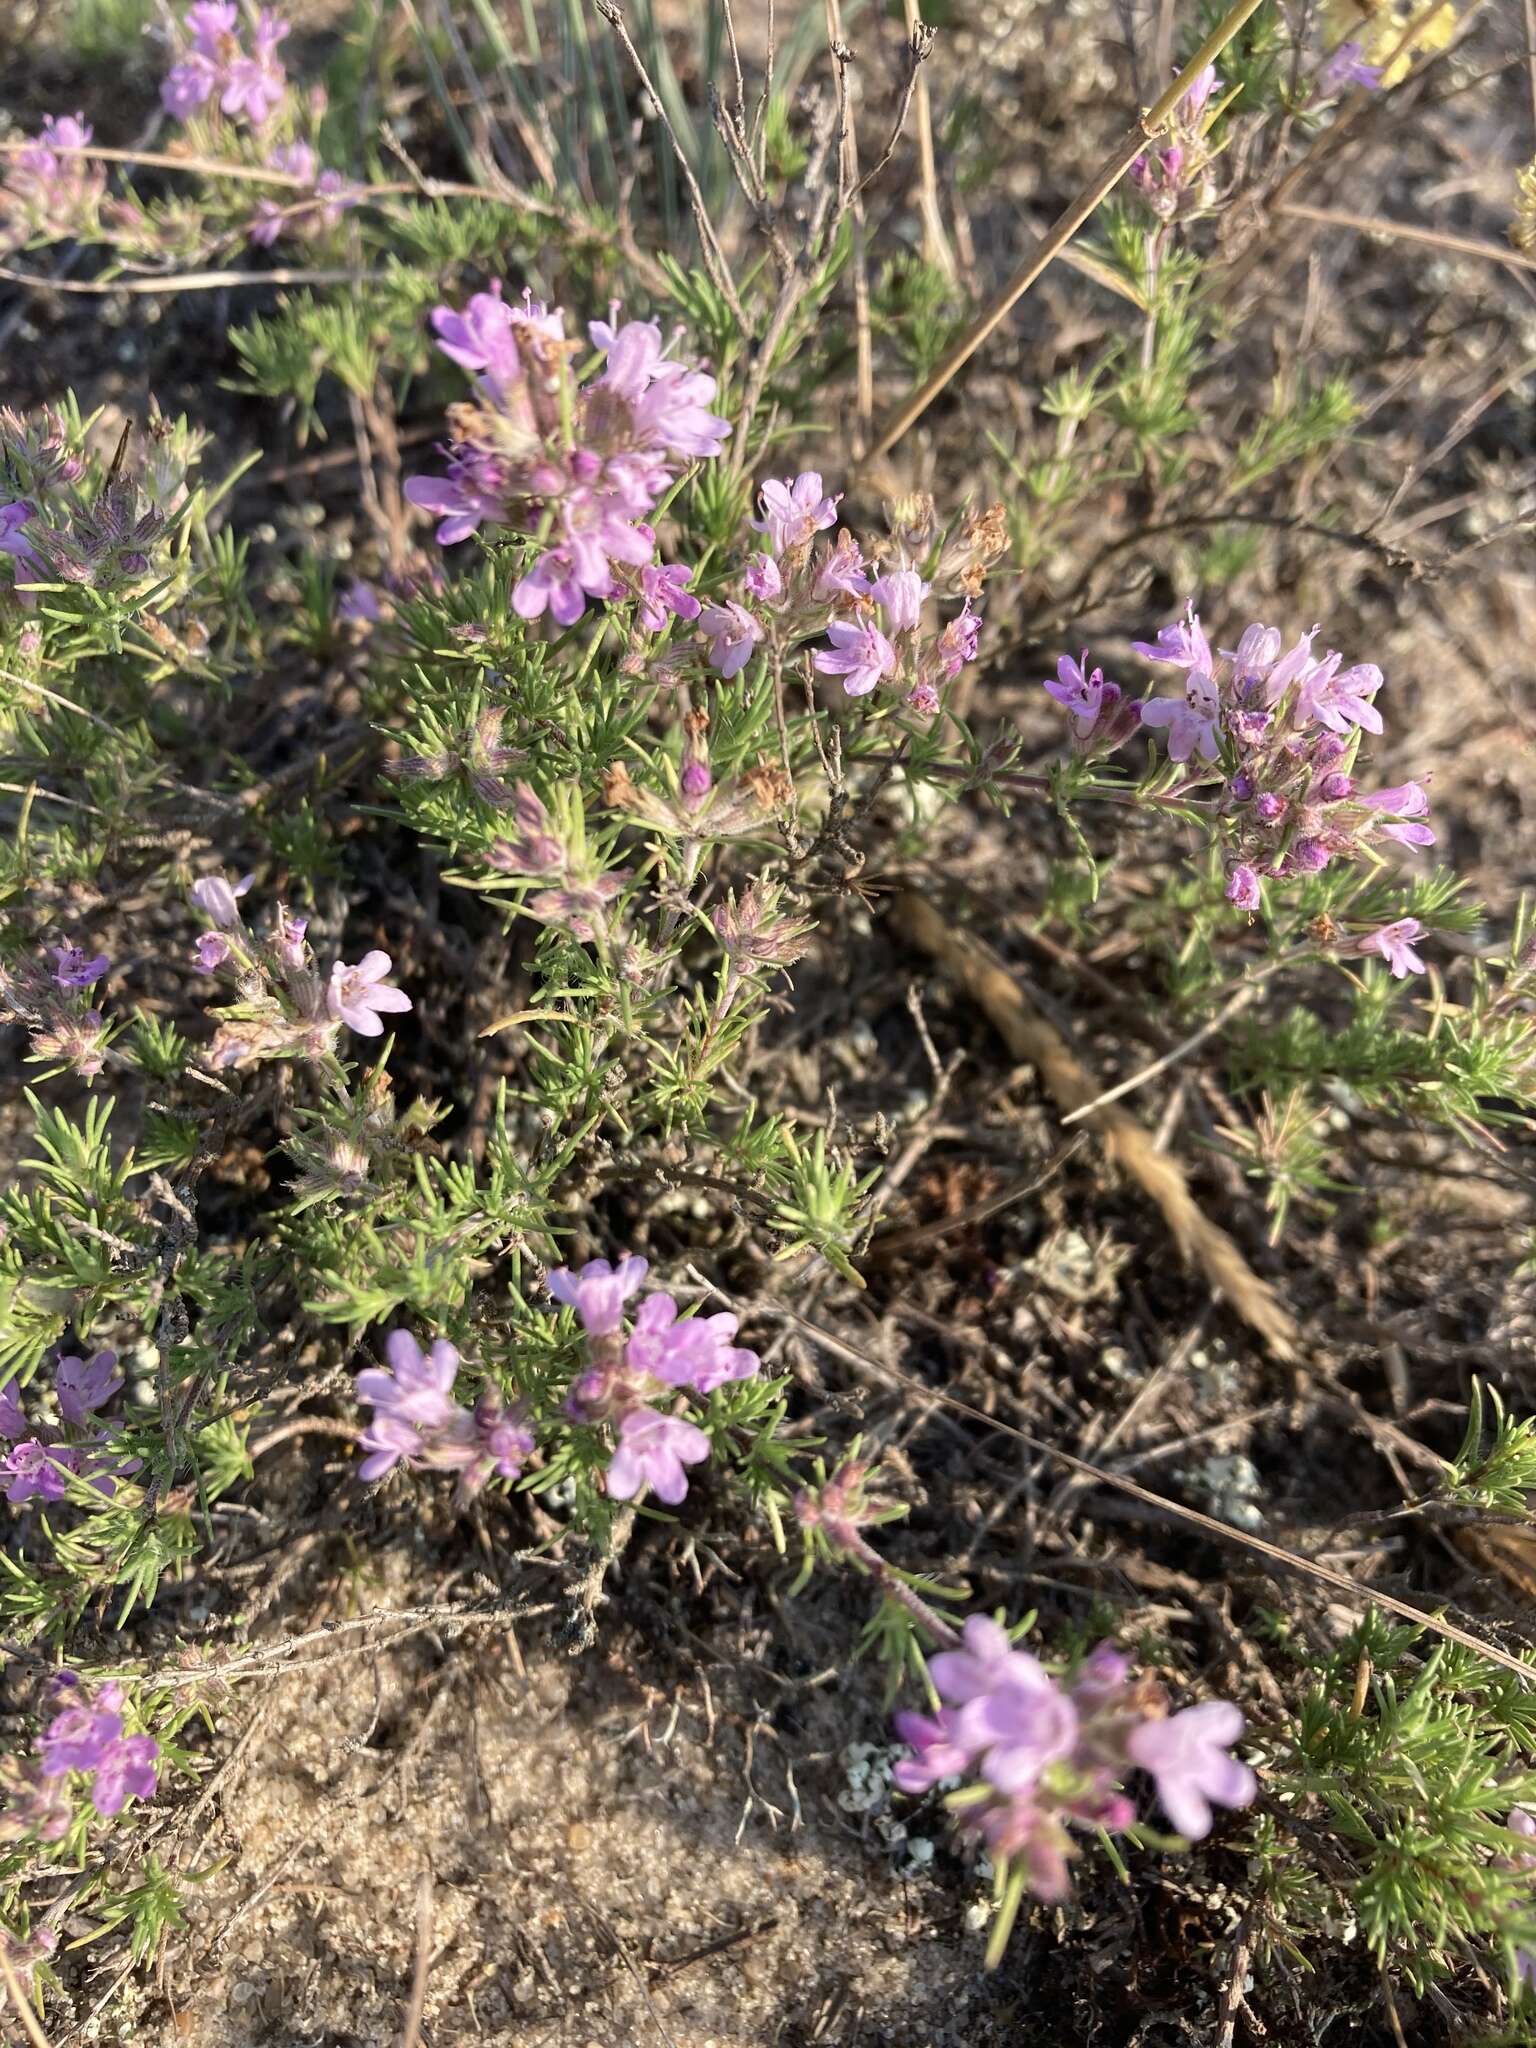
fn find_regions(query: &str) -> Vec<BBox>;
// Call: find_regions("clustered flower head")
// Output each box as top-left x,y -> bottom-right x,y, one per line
699,475 -> 997,718
1130,65 -> 1221,220
483,781 -> 631,943
35,1673 -> 158,1818
0,401 -> 208,603
354,1330 -> 533,1504
388,700 -> 523,806
0,937 -> 113,1079
0,1348 -> 141,1508
189,872 -> 412,1068
601,713 -> 792,846
552,1256 -> 760,1505
406,285 -> 728,628
711,883 -> 815,1001
162,3 -> 291,128
1044,605 -> 1438,973
1,114 -> 105,250
893,1616 -> 1256,1918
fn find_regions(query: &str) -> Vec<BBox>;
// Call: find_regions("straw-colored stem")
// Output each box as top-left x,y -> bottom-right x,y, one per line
868,0 -> 1270,458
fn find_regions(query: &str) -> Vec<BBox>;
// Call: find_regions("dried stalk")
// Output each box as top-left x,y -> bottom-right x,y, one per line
868,0 -> 1272,458
891,888 -> 1298,1358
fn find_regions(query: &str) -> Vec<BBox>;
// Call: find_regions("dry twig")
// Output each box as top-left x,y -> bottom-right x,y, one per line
890,888 -> 1298,1358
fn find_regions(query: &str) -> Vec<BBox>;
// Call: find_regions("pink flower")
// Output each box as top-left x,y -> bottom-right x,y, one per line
55,1349 -> 120,1427
699,601 -> 763,679
2,1440 -> 80,1505
814,531 -> 871,599
814,617 -> 897,697
50,944 -> 108,990
869,568 -> 929,634
326,951 -> 412,1035
1225,864 -> 1262,911
185,1 -> 239,55
1351,918 -> 1427,978
471,1389 -> 535,1484
637,562 -> 700,632
337,580 -> 383,624
40,1686 -> 125,1775
190,873 -> 250,927
1223,623 -> 1282,688
1507,1810 -> 1536,1988
0,502 -> 39,577
1044,652 -> 1118,740
220,11 -> 288,124
1296,655 -> 1384,736
0,1379 -> 24,1442
604,1406 -> 711,1505
891,1707 -> 972,1792
248,142 -> 356,246
1126,1700 -> 1256,1839
511,547 -> 589,627
272,907 -> 309,968
162,60 -> 217,117
1361,781 -> 1434,848
431,284 -> 528,381
929,1616 -> 1042,1704
354,1413 -> 419,1482
37,1678 -> 158,1815
355,1331 -> 462,1477
742,554 -> 783,604
1181,63 -> 1220,119
624,1295 -> 759,1393
590,317 -> 729,459
87,1734 -> 159,1817
547,1256 -> 649,1336
631,363 -> 729,462
752,472 -> 839,556
1139,673 -> 1220,762
934,602 -> 981,681
589,315 -> 669,400
960,1664 -> 1079,1796
1134,605 -> 1212,673
1068,1642 -> 1133,1712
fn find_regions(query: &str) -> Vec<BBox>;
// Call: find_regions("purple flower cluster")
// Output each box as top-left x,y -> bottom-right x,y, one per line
0,940 -> 112,1079
1,401 -> 205,601
0,1349 -> 140,1507
700,473 -> 992,715
1043,606 -> 1439,973
405,286 -> 727,627
162,3 -> 290,128
37,1674 -> 158,1818
248,141 -> 357,247
1130,65 -> 1221,219
894,1617 -> 1256,1902
552,1257 -> 760,1506
1,114 -> 105,249
190,873 -> 412,1067
355,1331 -> 533,1503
